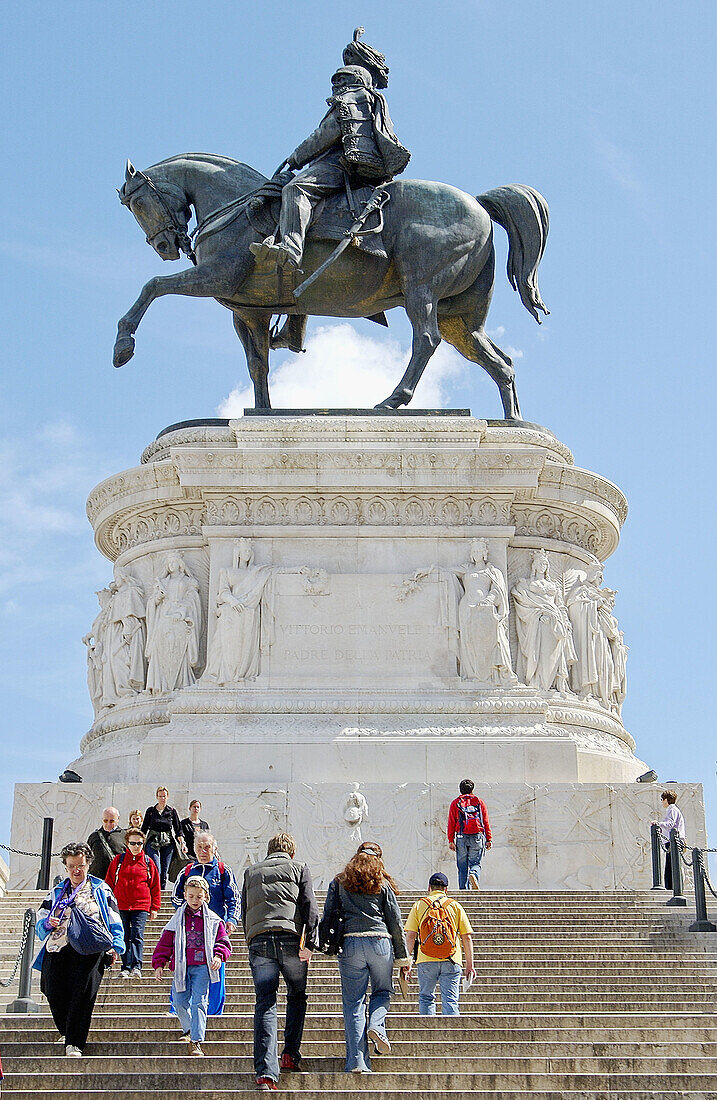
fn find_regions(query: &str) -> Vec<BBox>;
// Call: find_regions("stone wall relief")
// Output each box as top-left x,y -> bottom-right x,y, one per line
397,539 -> 517,687
145,552 -> 202,694
203,538 -> 329,685
511,549 -> 576,693
342,783 -> 369,843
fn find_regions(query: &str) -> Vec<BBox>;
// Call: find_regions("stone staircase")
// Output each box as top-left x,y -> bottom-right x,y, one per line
1,888 -> 716,1098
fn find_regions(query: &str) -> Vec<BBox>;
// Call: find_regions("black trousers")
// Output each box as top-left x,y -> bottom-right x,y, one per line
664,849 -> 673,891
40,944 -> 106,1050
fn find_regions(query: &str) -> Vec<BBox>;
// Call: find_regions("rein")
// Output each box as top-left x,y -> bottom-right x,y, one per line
121,172 -> 197,265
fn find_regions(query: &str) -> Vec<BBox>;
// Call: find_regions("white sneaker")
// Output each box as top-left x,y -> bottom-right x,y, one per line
120,969 -> 131,979
367,1026 -> 391,1055
65,1045 -> 83,1057
54,1034 -> 65,1044
131,967 -> 143,978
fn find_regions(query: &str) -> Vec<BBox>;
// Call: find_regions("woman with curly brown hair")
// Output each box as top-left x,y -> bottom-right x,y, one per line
322,843 -> 410,1073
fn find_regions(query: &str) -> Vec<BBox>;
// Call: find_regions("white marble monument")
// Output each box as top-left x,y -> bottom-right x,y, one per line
10,413 -> 707,887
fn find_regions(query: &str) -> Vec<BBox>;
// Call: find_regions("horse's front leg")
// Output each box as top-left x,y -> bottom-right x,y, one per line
113,260 -> 244,368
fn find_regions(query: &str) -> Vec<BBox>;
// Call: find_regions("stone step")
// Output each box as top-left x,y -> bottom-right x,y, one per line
6,1054 -> 717,1075
4,1092 -> 713,1100
3,1069 -> 717,1090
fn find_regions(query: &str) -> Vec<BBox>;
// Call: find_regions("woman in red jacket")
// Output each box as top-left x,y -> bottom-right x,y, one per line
106,828 -> 161,978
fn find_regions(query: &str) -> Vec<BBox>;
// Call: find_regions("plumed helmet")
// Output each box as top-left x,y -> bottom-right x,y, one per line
343,27 -> 389,89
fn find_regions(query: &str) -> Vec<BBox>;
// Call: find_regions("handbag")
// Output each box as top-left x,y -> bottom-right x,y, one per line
317,880 -> 345,956
168,835 -> 192,883
67,905 -> 113,955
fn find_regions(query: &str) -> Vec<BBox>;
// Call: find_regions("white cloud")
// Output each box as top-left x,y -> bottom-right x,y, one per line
594,138 -> 644,196
218,321 -> 469,415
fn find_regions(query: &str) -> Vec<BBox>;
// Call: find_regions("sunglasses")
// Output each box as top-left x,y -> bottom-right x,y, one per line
127,840 -> 143,847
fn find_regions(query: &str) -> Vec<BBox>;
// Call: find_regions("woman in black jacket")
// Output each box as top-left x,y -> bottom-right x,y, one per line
179,798 -> 210,859
141,786 -> 184,888
322,843 -> 410,1074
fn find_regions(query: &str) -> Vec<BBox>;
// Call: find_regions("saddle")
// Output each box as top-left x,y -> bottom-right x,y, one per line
248,185 -> 388,260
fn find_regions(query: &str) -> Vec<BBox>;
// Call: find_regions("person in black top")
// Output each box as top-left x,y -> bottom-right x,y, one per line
180,798 -> 210,860
141,786 -> 184,888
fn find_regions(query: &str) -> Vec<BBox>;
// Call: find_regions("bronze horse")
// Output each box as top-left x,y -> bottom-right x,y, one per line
115,153 -> 549,416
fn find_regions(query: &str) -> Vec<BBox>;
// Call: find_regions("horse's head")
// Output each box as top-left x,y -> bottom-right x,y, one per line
118,160 -> 192,262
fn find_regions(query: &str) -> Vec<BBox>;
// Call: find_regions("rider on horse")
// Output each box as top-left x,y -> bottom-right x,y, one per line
250,31 -> 410,276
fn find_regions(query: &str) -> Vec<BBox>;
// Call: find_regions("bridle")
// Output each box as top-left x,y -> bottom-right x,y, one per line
119,171 -> 197,265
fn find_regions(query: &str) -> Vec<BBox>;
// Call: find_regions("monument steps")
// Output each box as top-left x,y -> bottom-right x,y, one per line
1,889 -> 717,1098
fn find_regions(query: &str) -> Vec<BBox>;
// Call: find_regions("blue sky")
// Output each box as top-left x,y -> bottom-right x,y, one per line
1,2 -> 715,857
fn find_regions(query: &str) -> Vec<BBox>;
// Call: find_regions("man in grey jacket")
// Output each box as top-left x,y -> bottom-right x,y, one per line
242,833 -> 319,1090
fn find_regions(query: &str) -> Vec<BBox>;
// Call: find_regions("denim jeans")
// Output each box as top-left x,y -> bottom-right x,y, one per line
455,833 -> 485,889
417,959 -> 462,1015
337,936 -> 393,1073
249,932 -> 308,1083
145,842 -> 173,888
119,909 -> 148,971
173,963 -> 211,1042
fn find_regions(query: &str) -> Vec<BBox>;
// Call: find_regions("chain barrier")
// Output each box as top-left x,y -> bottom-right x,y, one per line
0,841 -> 62,859
702,866 -> 717,901
0,909 -> 34,988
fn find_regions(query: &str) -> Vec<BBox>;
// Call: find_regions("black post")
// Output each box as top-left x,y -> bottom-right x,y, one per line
7,909 -> 39,1014
688,849 -> 717,932
650,823 -> 663,889
666,827 -> 687,907
35,817 -> 54,891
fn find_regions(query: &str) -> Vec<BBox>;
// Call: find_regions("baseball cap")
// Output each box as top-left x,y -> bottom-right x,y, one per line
428,872 -> 449,889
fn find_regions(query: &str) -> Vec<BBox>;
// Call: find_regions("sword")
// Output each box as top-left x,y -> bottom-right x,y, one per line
293,188 -> 390,299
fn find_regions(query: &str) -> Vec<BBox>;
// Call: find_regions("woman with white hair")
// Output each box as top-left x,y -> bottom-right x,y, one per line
34,842 -> 125,1057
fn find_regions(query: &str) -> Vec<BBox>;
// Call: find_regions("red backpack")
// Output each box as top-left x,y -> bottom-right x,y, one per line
457,796 -> 485,836
418,894 -> 458,960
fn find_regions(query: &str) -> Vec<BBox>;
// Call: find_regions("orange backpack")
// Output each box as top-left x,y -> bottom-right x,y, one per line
418,894 -> 458,960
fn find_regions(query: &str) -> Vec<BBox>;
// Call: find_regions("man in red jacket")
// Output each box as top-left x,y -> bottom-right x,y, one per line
447,779 -> 492,890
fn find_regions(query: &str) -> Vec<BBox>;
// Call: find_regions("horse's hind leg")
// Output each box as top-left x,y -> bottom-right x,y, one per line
439,314 -> 522,420
375,287 -> 441,409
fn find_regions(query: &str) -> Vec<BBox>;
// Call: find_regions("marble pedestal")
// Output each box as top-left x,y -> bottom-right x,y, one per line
10,413 -> 706,888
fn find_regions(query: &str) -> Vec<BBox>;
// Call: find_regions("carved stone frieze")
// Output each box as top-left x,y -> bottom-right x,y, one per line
510,503 -> 609,556
101,504 -> 207,556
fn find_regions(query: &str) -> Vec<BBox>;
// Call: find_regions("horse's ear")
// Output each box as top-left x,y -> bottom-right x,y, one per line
125,160 -> 138,182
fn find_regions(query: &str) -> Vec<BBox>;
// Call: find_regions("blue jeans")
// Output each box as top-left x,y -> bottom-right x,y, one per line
173,963 -> 211,1042
338,936 -> 393,1073
417,959 -> 462,1015
119,909 -> 148,971
249,932 -> 308,1083
146,842 -> 173,888
455,833 -> 485,889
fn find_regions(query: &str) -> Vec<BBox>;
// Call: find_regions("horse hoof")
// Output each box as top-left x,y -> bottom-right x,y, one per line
374,393 -> 406,410
113,336 -> 135,368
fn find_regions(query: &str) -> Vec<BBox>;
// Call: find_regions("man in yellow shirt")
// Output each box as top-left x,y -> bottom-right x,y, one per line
404,872 -> 475,1016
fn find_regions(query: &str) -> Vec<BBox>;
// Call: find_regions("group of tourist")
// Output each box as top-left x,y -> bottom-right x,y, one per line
31,779 -> 683,1086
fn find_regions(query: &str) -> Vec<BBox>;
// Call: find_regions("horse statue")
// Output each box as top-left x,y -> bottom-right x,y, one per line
115,152 -> 549,416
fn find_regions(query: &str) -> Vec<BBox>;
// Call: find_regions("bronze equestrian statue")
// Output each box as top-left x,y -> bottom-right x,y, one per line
115,29 -> 548,416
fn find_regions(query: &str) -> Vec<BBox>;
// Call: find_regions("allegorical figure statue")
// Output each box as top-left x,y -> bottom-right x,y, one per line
82,588 -> 112,715
451,540 -> 516,685
102,567 -> 147,703
250,29 -> 410,273
203,539 -> 276,684
203,539 -> 320,685
145,552 -> 202,694
564,563 -> 604,699
342,783 -> 369,844
511,550 -> 576,693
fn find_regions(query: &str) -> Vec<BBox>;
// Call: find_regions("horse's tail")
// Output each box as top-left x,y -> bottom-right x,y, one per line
476,185 -> 550,323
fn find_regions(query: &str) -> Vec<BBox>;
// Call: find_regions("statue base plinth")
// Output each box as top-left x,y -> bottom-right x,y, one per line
10,414 -> 706,888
